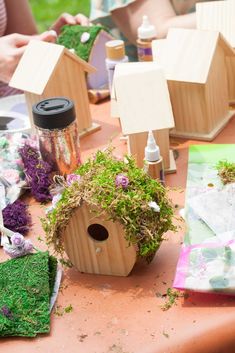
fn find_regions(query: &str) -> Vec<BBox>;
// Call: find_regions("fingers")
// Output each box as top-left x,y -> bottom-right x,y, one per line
74,13 -> 90,26
37,30 -> 57,43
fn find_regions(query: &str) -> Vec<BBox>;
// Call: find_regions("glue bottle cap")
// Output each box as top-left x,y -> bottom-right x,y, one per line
145,130 -> 160,162
137,15 -> 156,40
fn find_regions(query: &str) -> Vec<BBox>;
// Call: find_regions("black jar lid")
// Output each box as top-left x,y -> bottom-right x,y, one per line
32,97 -> 76,129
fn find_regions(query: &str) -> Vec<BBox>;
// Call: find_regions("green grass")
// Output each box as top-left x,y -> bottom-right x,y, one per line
29,0 -> 90,32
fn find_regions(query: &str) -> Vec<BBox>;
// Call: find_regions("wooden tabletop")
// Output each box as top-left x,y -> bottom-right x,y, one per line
1,101 -> 235,353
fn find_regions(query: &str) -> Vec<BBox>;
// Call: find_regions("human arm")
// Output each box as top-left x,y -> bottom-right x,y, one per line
111,0 -> 196,43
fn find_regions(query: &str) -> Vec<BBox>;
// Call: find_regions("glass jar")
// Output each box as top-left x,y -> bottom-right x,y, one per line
32,97 -> 81,175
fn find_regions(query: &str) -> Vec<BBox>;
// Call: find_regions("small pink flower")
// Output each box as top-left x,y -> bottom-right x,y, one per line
115,174 -> 129,189
2,169 -> 19,184
67,174 -> 81,185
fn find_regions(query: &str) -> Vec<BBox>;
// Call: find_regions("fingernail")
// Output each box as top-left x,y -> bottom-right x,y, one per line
48,30 -> 57,37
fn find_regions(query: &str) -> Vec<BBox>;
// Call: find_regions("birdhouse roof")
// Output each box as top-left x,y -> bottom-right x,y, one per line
196,0 -> 235,47
9,40 -> 96,95
152,28 -> 234,84
57,24 -> 111,62
113,62 -> 174,135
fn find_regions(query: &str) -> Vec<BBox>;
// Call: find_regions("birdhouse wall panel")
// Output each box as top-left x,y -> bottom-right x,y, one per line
205,44 -> 230,131
127,129 -> 170,170
226,57 -> 235,102
44,56 -> 92,132
168,81 -> 208,134
63,203 -> 136,276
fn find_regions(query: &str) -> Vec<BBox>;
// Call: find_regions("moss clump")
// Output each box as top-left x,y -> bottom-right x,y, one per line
57,24 -> 109,62
216,160 -> 235,185
0,252 -> 57,337
42,148 -> 176,262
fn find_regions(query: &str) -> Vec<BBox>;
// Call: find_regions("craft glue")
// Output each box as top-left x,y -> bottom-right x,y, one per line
144,130 -> 164,183
137,15 -> 156,62
105,39 -> 129,93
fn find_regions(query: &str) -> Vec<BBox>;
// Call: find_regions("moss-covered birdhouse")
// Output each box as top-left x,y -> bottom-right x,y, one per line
42,148 -> 176,276
57,25 -> 113,90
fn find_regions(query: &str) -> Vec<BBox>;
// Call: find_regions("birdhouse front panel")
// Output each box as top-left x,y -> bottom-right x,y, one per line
63,203 -> 137,276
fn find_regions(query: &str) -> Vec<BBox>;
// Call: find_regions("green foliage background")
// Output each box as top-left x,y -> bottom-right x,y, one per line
29,0 -> 90,32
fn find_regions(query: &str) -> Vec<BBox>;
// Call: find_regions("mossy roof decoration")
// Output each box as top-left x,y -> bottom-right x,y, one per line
42,148 -> 176,262
57,24 -> 110,62
216,160 -> 235,185
0,252 -> 57,337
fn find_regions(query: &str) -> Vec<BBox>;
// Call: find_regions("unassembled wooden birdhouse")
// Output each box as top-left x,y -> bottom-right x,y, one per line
42,149 -> 175,276
152,28 -> 234,141
196,0 -> 235,104
9,40 -> 100,137
112,62 -> 176,173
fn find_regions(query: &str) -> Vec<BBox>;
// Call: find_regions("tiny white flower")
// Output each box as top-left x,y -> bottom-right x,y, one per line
80,32 -> 90,43
148,201 -> 160,212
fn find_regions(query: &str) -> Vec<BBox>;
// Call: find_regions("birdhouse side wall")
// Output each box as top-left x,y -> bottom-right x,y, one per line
225,56 -> 235,103
168,81 -> 208,134
63,203 -> 136,276
127,129 -> 170,170
44,56 -> 92,132
205,44 -> 230,131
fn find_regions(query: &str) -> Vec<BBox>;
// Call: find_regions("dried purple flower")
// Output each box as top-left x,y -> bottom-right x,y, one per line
66,174 -> 81,185
11,233 -> 25,247
0,306 -> 13,320
18,143 -> 52,202
2,200 -> 31,235
4,237 -> 34,259
115,174 -> 129,189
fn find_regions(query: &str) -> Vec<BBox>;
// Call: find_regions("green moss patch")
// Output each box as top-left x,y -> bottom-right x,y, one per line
57,25 -> 108,62
216,160 -> 235,185
42,148 -> 176,262
0,252 -> 57,337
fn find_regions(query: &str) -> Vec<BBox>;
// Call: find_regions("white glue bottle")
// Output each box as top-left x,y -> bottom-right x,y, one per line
105,39 -> 129,93
144,131 -> 164,184
137,15 -> 156,62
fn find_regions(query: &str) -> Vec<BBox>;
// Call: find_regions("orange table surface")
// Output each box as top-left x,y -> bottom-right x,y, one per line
1,102 -> 235,353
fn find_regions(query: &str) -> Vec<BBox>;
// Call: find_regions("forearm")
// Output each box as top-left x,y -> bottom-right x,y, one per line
4,0 -> 38,35
111,0 -> 196,43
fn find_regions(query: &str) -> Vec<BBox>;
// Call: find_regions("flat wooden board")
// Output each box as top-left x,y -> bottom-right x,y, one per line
113,62 -> 174,135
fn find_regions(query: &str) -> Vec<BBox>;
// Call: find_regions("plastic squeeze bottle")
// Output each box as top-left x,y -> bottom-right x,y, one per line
105,39 -> 129,93
137,15 -> 156,62
144,130 -> 164,183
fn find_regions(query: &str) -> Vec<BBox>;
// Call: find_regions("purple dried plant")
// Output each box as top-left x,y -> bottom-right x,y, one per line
18,143 -> 52,202
2,200 -> 31,235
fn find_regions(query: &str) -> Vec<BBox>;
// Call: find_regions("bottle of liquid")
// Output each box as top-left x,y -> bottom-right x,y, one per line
144,130 -> 164,183
32,97 -> 81,175
105,39 -> 129,93
137,15 -> 156,62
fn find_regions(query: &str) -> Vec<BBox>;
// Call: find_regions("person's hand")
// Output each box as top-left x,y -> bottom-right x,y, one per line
50,12 -> 90,34
0,31 -> 57,83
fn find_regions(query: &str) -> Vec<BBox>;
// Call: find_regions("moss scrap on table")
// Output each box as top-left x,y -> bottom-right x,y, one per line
57,25 -> 109,62
216,160 -> 235,185
0,252 -> 57,337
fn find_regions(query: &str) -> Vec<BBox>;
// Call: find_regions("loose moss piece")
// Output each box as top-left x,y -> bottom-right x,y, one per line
42,148 -> 176,262
216,160 -> 235,185
57,25 -> 109,62
161,288 -> 182,311
0,252 -> 57,337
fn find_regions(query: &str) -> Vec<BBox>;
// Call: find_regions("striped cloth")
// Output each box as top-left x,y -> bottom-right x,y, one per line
0,0 -> 20,97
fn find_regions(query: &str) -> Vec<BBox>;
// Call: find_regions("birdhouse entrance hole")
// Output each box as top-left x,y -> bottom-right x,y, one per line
87,223 -> 109,241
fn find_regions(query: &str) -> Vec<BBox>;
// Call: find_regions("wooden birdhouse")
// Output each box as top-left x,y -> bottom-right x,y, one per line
9,40 -> 100,136
63,203 -> 136,276
112,62 -> 176,173
42,149 -> 175,276
57,25 -> 114,90
196,0 -> 235,103
152,28 -> 234,141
